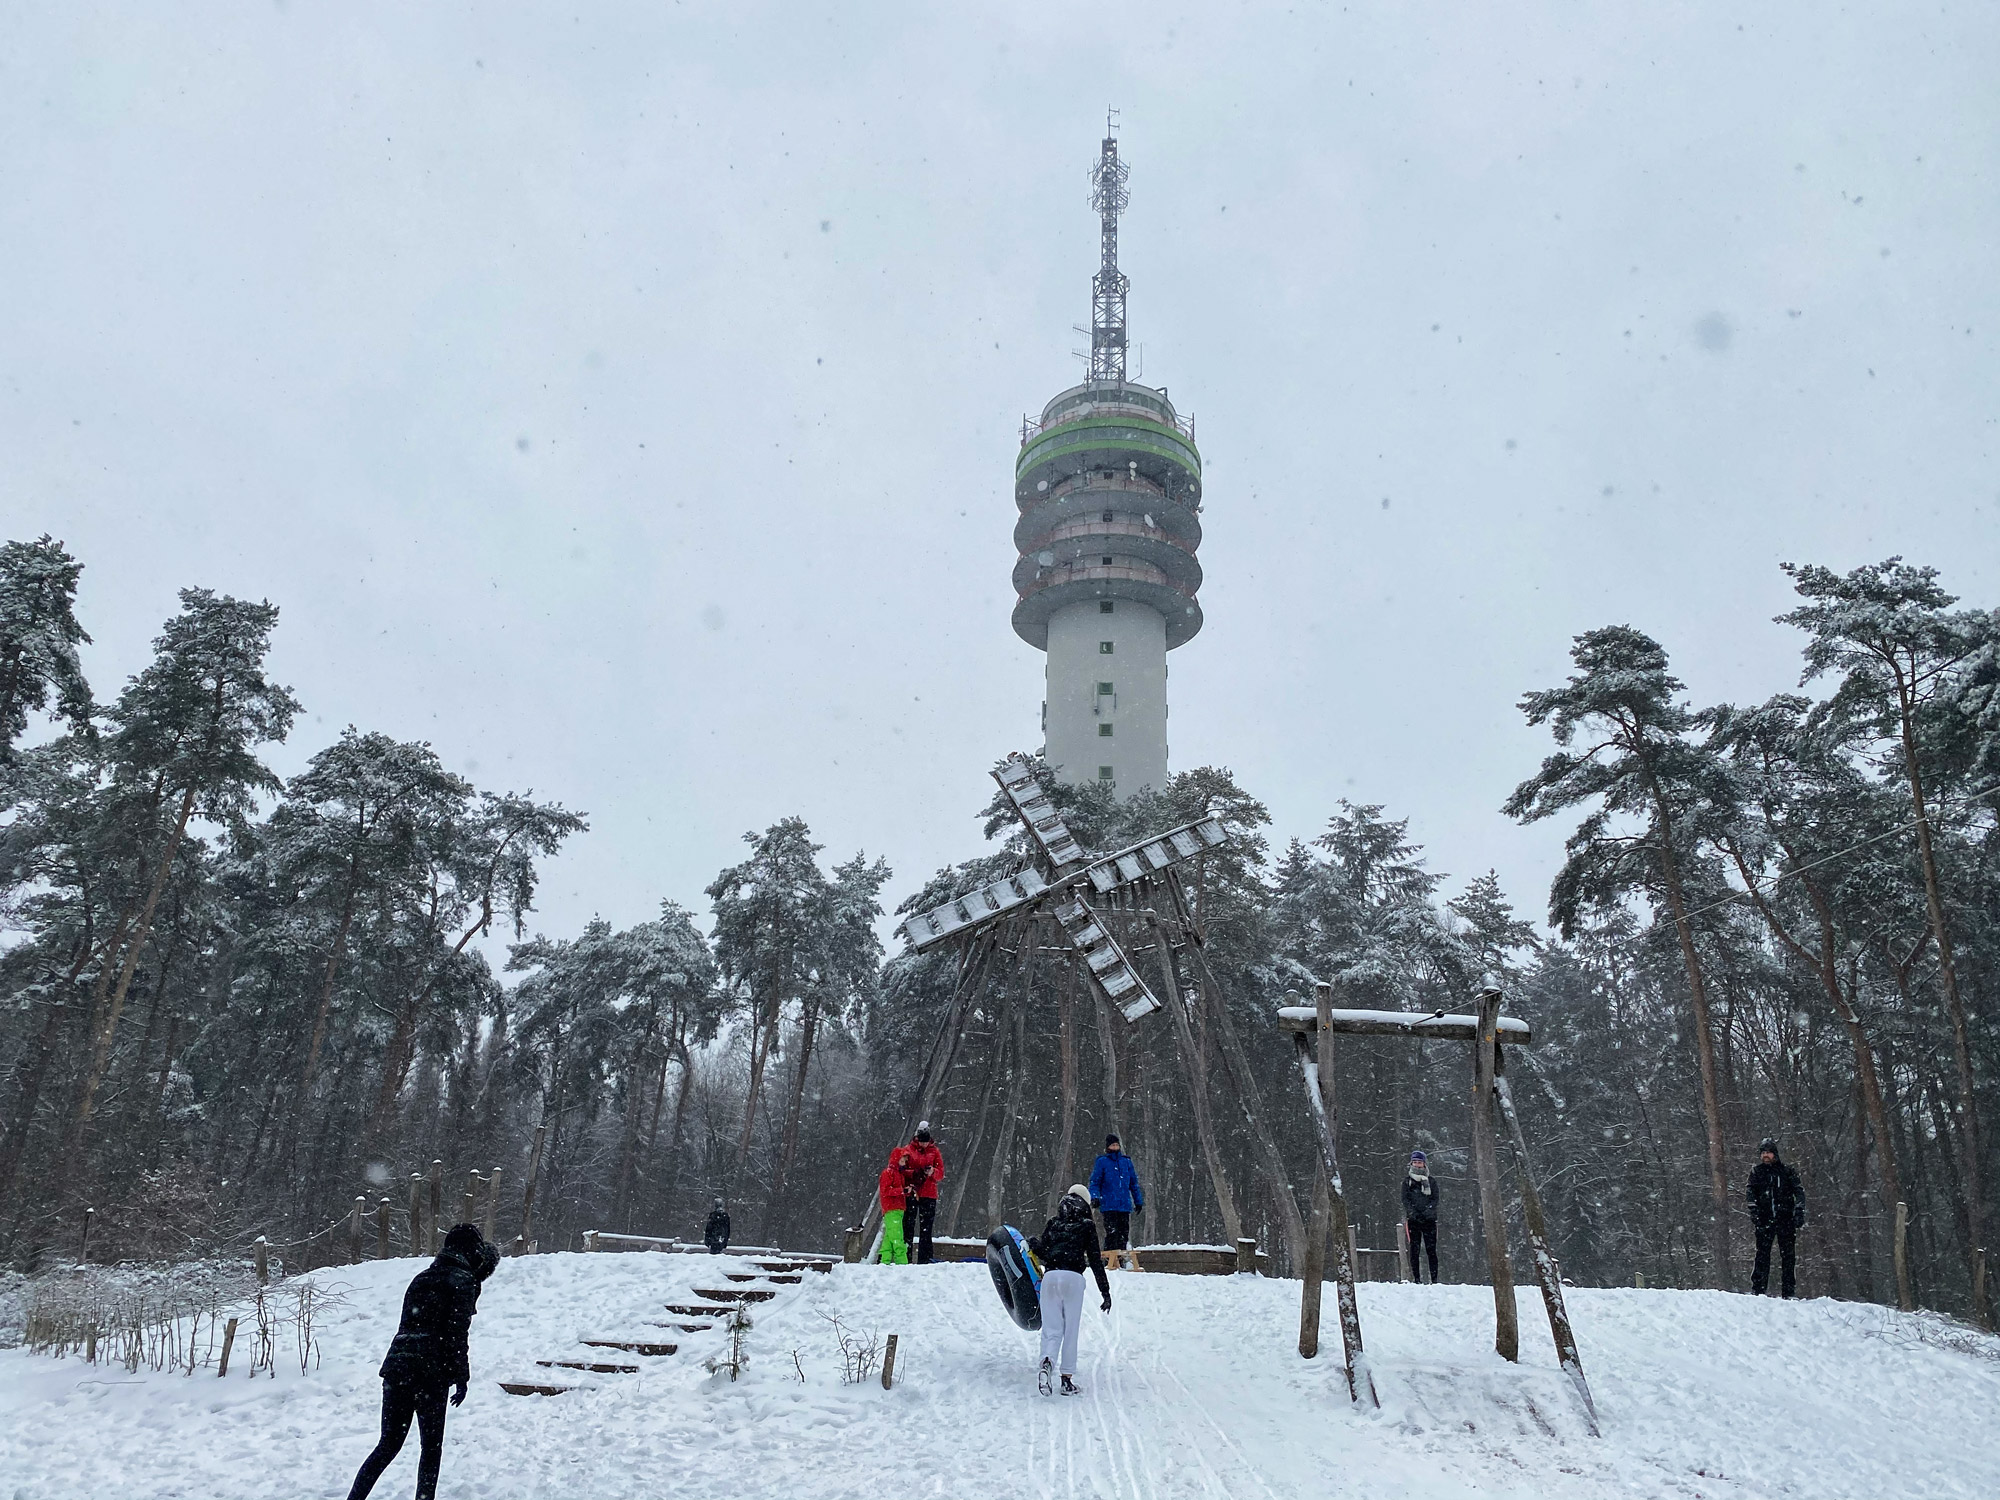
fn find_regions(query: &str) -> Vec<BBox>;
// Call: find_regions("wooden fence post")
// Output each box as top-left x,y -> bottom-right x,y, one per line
1348,1223 -> 1361,1284
80,1206 -> 94,1264
1396,1221 -> 1407,1283
218,1316 -> 239,1377
1893,1202 -> 1912,1312
349,1197 -> 366,1264
881,1332 -> 899,1389
1975,1247 -> 1990,1330
1236,1236 -> 1259,1275
484,1167 -> 503,1242
408,1173 -> 425,1256
85,1322 -> 97,1363
254,1235 -> 269,1286
377,1198 -> 391,1260
427,1161 -> 443,1253
1492,1040 -> 1597,1433
462,1170 -> 479,1229
843,1226 -> 866,1264
516,1124 -> 547,1256
1471,988 -> 1519,1362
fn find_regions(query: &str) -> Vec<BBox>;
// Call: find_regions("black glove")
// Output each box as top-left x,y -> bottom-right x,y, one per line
1133,1204 -> 1143,1216
1794,1209 -> 1808,1230
451,1382 -> 467,1407
1100,1294 -> 1112,1314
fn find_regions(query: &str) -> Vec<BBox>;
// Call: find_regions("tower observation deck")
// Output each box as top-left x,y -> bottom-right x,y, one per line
1013,129 -> 1203,797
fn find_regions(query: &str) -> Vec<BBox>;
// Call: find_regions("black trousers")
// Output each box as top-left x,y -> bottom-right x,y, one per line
1406,1219 -> 1439,1283
909,1197 -> 937,1263
348,1379 -> 448,1500
1101,1210 -> 1132,1251
1753,1223 -> 1797,1297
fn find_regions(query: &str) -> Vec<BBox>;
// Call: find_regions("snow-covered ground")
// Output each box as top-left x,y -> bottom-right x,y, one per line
3,1249 -> 1997,1499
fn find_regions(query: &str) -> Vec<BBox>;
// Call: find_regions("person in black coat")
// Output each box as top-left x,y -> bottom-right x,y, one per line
1028,1186 -> 1114,1396
704,1198 -> 731,1254
348,1223 -> 500,1500
1402,1148 -> 1441,1284
1746,1137 -> 1807,1298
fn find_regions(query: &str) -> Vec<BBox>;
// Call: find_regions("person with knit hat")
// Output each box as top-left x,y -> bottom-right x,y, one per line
1089,1132 -> 1145,1271
346,1222 -> 500,1500
1028,1184 -> 1113,1395
1402,1148 -> 1441,1284
1746,1137 -> 1807,1297
903,1122 -> 945,1264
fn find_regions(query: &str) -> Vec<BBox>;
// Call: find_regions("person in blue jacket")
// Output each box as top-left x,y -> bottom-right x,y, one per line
1089,1134 -> 1145,1269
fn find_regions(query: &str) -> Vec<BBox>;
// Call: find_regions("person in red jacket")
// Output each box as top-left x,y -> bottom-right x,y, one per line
877,1148 -> 912,1265
903,1123 -> 945,1264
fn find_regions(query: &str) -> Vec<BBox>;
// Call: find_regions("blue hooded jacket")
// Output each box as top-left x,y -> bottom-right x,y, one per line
1089,1150 -> 1144,1213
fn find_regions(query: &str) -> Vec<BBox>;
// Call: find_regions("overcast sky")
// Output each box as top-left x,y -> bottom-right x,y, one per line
6,2 -> 1996,954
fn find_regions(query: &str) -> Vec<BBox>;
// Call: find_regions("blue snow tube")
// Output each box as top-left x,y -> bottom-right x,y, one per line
986,1225 -> 1043,1331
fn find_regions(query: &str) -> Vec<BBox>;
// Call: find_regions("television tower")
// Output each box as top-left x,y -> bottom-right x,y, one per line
1012,123 -> 1204,796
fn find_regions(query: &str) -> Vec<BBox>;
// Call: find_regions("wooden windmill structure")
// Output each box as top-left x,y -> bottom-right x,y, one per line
853,752 -> 1297,1258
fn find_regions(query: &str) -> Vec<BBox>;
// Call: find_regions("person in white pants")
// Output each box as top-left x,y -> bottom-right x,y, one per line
1028,1184 -> 1113,1395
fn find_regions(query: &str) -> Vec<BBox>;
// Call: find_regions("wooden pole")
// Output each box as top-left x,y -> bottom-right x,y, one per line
1149,912 -> 1241,1245
484,1167 -> 503,1243
517,1124 -> 547,1254
349,1197 -> 365,1264
462,1170 -> 479,1229
1493,1045 -> 1597,1433
427,1160 -> 443,1252
253,1235 -> 268,1285
1235,1236 -> 1259,1275
1471,988 -> 1519,1362
1396,1221 -> 1407,1283
217,1316 -> 238,1377
409,1173 -> 425,1256
1893,1202 -> 1912,1312
881,1332 -> 899,1389
1298,984 -> 1332,1358
1288,1012 -> 1376,1406
376,1198 -> 391,1260
1348,1223 -> 1361,1284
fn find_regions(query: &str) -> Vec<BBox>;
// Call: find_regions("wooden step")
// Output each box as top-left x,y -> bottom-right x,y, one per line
664,1303 -> 732,1317
695,1287 -> 776,1303
724,1271 -> 801,1285
649,1320 -> 714,1333
500,1381 -> 575,1397
756,1259 -> 832,1274
538,1358 -> 640,1374
583,1339 -> 676,1356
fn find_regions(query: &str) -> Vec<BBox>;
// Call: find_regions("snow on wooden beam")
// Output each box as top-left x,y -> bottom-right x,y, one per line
1275,1007 -> 1533,1045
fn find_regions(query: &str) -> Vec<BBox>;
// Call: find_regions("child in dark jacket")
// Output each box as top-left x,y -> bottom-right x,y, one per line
348,1223 -> 500,1500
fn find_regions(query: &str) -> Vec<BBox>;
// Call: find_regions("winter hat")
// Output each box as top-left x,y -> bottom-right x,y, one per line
1759,1138 -> 1780,1156
1106,1133 -> 1121,1147
1410,1149 -> 1427,1162
442,1223 -> 486,1259
914,1121 -> 933,1143
1065,1183 -> 1092,1205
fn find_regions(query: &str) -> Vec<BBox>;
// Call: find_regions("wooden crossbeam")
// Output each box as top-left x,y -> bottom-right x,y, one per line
1276,1006 -> 1532,1045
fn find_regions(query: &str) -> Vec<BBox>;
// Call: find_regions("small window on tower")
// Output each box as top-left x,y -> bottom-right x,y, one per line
1099,601 -> 1114,614
1102,510 -> 1114,523
1099,641 -> 1114,655
1101,556 -> 1114,566
1098,766 -> 1115,782
1097,682 -> 1113,695
1099,723 -> 1114,738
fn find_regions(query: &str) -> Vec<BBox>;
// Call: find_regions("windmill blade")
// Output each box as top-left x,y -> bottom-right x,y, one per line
993,753 -> 1087,871
1080,815 -> 1230,896
898,866 -> 1050,953
1052,892 -> 1161,1021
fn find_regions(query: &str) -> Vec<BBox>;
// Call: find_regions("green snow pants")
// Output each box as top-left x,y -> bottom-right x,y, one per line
881,1208 -> 910,1264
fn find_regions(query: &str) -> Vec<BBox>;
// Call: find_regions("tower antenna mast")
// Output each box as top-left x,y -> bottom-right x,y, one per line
1088,112 -> 1131,384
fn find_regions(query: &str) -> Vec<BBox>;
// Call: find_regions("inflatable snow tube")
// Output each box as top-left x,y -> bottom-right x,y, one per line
986,1225 -> 1042,1331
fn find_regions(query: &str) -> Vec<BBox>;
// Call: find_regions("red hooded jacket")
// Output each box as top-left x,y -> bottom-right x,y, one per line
877,1161 -> 908,1213
904,1139 -> 944,1201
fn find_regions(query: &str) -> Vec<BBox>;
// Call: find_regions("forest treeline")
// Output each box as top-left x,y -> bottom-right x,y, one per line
1,538 -> 1995,1323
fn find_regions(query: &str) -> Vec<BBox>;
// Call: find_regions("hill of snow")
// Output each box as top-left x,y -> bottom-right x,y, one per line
3,1249 -> 1997,1498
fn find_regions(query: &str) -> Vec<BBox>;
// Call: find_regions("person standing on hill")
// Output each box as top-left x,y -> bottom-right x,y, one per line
1402,1149 -> 1441,1284
346,1223 -> 500,1500
1089,1133 -> 1145,1270
1747,1137 -> 1807,1298
703,1198 -> 731,1255
877,1148 -> 912,1265
903,1122 -> 945,1264
1029,1185 -> 1113,1396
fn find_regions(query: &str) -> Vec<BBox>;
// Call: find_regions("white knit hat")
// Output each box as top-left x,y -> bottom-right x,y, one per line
1066,1183 -> 1091,1204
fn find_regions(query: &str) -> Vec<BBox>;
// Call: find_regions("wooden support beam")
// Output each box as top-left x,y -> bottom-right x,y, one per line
1298,982 -> 1332,1358
1493,1043 -> 1597,1433
1471,988 -> 1519,1362
1894,1202 -> 1913,1312
1277,1007 -> 1532,1044
1287,1003 -> 1377,1406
